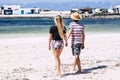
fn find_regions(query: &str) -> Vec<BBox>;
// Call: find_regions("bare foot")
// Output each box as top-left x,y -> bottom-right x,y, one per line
57,73 -> 61,77
73,68 -> 75,71
74,70 -> 81,74
56,73 -> 61,78
78,69 -> 81,72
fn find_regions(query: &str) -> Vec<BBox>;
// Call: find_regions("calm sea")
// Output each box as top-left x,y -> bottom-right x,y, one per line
0,18 -> 120,34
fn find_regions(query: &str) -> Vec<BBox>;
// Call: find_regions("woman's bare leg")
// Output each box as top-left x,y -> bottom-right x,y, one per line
52,49 -> 62,77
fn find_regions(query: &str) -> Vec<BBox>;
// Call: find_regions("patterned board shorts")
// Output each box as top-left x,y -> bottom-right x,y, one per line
71,43 -> 82,56
51,40 -> 64,49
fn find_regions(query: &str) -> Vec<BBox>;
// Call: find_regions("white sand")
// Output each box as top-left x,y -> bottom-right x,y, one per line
0,32 -> 120,80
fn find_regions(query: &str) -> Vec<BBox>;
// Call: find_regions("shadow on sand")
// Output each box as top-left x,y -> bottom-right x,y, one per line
62,65 -> 107,77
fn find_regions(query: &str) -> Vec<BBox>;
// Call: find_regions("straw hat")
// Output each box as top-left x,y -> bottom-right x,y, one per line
70,12 -> 82,20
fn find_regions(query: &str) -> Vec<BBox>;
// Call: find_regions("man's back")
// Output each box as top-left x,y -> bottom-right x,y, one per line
69,21 -> 84,44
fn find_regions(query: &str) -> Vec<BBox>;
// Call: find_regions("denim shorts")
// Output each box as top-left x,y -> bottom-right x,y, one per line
71,43 -> 82,56
51,40 -> 64,49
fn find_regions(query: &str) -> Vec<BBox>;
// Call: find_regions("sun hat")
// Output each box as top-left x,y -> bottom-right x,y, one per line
70,12 -> 82,20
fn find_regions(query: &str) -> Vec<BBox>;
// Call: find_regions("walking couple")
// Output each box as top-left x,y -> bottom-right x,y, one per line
48,12 -> 85,77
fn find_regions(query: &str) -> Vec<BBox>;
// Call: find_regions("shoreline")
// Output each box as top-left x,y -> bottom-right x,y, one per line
0,14 -> 120,19
0,14 -> 69,18
0,31 -> 120,39
90,14 -> 120,19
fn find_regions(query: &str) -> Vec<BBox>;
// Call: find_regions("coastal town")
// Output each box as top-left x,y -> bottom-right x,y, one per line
0,4 -> 120,19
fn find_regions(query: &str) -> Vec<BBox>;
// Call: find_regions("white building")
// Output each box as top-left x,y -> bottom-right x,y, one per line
94,8 -> 102,13
114,5 -> 120,14
0,8 -> 2,15
108,8 -> 114,13
21,8 -> 40,14
108,5 -> 120,14
71,8 -> 80,13
1,5 -> 21,15
1,5 -> 41,15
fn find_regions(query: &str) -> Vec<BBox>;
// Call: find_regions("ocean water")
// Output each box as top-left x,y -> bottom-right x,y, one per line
0,18 -> 120,34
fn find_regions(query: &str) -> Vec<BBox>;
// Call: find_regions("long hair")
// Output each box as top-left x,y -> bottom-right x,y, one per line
54,15 -> 64,39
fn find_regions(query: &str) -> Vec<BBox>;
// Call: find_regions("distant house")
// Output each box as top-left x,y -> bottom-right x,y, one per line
1,5 -> 21,15
21,8 -> 41,14
108,5 -> 120,14
108,8 -> 114,14
92,8 -> 108,14
92,8 -> 98,14
71,8 -> 81,13
114,5 -> 120,14
0,8 -> 2,15
80,8 -> 93,14
0,5 -> 41,15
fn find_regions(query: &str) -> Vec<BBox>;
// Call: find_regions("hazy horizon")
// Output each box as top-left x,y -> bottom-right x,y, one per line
0,0 -> 120,10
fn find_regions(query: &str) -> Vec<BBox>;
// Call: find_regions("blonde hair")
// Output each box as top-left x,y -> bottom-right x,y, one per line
54,15 -> 64,39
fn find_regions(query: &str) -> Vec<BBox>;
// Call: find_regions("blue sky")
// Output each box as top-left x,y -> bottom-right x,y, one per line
0,0 -> 119,3
0,0 -> 120,10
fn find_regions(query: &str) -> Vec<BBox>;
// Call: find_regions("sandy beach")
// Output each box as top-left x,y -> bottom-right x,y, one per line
0,32 -> 120,80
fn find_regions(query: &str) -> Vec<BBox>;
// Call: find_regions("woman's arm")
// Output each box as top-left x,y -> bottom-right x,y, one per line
48,33 -> 52,50
64,33 -> 68,46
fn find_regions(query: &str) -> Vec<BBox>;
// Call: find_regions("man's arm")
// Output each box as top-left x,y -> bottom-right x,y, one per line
82,30 -> 85,49
67,29 -> 72,40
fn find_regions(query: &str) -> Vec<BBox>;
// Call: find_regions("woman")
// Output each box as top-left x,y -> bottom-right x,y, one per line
48,15 -> 68,77
67,12 -> 85,72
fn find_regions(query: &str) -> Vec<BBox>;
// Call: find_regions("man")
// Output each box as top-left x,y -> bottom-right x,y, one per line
67,12 -> 85,72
